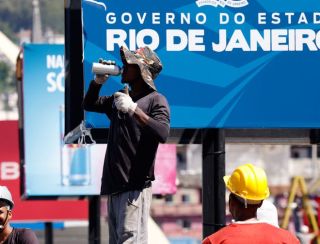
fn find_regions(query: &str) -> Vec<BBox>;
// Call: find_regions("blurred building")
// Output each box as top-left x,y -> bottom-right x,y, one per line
150,144 -> 320,241
151,186 -> 202,240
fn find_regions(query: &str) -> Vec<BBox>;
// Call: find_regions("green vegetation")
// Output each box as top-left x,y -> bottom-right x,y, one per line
0,61 -> 15,111
0,62 -> 14,92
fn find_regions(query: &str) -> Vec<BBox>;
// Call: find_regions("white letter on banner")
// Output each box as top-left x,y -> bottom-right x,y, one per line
220,13 -> 229,24
181,13 -> 191,24
288,29 -> 296,51
271,13 -> 281,25
284,12 -> 294,24
47,55 -> 55,69
47,72 -> 57,93
1,162 -> 19,180
258,13 -> 266,24
250,29 -> 270,51
46,70 -> 64,93
129,29 -> 136,50
212,29 -> 227,52
196,13 -> 206,25
137,12 -> 147,24
298,13 -> 308,24
56,69 -> 65,92
136,29 -> 159,50
314,13 -> 320,24
167,29 -> 188,51
54,55 -> 64,68
316,31 -> 320,49
271,29 -> 288,51
107,29 -> 127,51
166,13 -> 175,24
234,13 -> 245,25
152,13 -> 161,24
295,29 -> 317,51
188,30 -> 205,51
226,30 -> 250,51
106,12 -> 116,24
121,12 -> 132,24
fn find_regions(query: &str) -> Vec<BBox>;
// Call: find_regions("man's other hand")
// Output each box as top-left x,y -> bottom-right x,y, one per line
114,92 -> 137,116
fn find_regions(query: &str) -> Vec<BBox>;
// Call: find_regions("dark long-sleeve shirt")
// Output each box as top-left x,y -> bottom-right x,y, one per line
83,81 -> 170,195
4,228 -> 39,244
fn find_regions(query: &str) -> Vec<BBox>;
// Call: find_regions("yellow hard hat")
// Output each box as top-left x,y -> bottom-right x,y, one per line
223,164 -> 270,203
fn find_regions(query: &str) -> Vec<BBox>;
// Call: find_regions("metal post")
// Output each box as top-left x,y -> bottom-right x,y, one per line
89,195 -> 101,244
44,222 -> 53,244
64,0 -> 84,136
202,128 -> 226,239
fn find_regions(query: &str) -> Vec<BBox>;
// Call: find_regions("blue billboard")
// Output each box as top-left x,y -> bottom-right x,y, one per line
22,44 -> 105,196
82,0 -> 320,128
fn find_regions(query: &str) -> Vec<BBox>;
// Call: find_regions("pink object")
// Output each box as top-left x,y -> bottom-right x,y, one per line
152,144 -> 177,195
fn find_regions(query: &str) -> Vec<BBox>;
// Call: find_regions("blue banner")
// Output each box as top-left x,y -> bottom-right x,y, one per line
23,44 -> 105,196
82,0 -> 320,128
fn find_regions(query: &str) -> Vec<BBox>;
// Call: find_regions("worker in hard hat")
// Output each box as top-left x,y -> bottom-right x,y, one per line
0,186 -> 39,243
202,164 -> 299,244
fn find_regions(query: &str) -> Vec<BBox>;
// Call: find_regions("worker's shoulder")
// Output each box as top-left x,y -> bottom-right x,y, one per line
203,223 -> 299,244
274,226 -> 299,239
149,90 -> 167,99
255,223 -> 300,242
11,228 -> 39,243
203,224 -> 236,239
144,91 -> 169,105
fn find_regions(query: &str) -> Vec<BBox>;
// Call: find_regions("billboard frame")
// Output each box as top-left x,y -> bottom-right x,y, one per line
65,1 -> 320,145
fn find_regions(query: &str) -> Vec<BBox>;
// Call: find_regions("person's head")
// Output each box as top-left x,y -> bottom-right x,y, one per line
0,186 -> 14,233
224,164 -> 270,221
120,46 -> 162,90
228,193 -> 263,221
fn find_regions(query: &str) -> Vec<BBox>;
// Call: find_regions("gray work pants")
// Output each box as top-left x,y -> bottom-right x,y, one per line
107,187 -> 152,244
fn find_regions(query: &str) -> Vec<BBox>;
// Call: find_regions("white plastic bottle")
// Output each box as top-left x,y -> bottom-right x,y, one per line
92,62 -> 122,76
